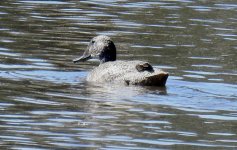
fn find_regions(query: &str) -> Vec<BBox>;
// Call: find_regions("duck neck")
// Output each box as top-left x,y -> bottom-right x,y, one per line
100,56 -> 116,64
99,43 -> 116,64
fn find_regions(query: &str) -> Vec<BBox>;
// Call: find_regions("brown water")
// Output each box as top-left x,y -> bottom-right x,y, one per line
0,0 -> 237,149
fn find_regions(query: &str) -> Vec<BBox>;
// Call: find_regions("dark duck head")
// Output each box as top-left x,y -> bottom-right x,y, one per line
73,35 -> 116,64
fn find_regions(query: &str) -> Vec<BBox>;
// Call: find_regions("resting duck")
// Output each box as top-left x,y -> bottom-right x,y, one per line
73,35 -> 168,86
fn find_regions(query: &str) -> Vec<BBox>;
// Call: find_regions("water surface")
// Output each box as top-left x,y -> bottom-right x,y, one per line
0,0 -> 237,149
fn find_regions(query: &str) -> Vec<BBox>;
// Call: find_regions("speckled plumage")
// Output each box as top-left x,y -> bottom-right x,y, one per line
73,35 -> 168,86
87,60 -> 168,86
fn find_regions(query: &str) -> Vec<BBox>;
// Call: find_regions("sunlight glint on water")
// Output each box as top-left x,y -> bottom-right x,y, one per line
0,0 -> 236,149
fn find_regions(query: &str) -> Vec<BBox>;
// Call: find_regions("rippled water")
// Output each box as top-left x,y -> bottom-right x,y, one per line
0,0 -> 237,149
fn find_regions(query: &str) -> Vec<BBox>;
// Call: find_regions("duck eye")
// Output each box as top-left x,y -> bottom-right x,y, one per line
91,40 -> 95,44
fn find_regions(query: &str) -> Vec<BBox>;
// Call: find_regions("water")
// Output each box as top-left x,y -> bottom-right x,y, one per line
0,0 -> 237,149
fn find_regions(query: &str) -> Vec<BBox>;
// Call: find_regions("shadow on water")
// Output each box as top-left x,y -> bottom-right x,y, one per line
0,0 -> 237,149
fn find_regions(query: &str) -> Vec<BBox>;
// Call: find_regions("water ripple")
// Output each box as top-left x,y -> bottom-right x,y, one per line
0,0 -> 237,149
20,0 -> 72,5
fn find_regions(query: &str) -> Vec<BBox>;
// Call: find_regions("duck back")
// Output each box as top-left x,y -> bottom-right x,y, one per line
87,61 -> 168,86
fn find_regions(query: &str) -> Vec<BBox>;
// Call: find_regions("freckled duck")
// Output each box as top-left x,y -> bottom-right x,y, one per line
73,35 -> 168,86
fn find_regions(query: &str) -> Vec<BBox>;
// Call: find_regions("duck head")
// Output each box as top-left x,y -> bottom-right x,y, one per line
73,35 -> 116,64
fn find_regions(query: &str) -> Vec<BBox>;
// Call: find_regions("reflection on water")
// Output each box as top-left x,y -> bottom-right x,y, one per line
0,0 -> 237,149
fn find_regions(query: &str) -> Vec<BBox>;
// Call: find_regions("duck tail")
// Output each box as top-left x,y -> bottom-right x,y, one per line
143,72 -> 169,86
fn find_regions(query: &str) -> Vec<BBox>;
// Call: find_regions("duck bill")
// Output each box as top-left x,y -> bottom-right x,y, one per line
73,54 -> 91,63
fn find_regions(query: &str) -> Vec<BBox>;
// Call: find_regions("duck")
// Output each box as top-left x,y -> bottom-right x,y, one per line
73,35 -> 168,86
